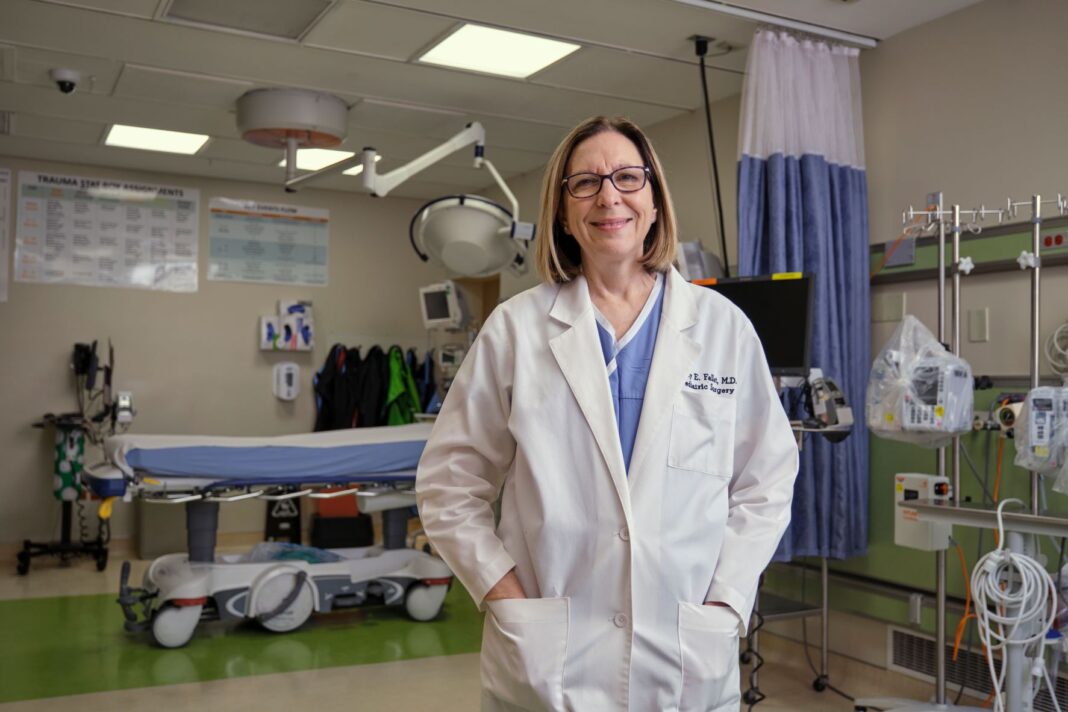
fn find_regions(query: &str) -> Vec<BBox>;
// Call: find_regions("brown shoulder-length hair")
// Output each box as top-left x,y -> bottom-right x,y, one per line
534,116 -> 678,283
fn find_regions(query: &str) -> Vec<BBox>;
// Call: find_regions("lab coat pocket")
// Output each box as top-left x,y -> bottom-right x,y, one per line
668,397 -> 735,477
482,597 -> 569,711
677,602 -> 741,712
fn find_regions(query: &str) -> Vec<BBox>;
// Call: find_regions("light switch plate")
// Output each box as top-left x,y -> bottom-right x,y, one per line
968,307 -> 990,342
873,292 -> 906,323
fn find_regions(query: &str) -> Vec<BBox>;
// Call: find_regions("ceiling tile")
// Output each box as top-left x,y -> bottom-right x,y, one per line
35,0 -> 160,19
114,64 -> 253,108
535,46 -> 742,108
303,1 -> 457,61
348,99 -> 465,136
13,113 -> 106,143
163,0 -> 333,40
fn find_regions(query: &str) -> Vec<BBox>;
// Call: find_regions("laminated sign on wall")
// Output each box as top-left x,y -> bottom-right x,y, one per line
15,172 -> 199,292
208,198 -> 329,286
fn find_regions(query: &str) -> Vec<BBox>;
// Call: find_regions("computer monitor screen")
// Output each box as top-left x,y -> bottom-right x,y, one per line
700,275 -> 813,377
419,281 -> 466,330
423,290 -> 451,321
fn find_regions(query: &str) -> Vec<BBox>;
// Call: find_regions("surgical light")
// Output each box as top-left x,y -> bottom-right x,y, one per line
417,24 -> 580,79
410,195 -> 529,278
236,89 -> 535,276
105,124 -> 209,155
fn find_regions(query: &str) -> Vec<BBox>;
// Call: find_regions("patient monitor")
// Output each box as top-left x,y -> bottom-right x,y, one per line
419,281 -> 469,331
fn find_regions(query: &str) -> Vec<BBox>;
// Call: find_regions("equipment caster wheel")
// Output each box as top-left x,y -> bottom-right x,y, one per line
813,675 -> 828,692
739,650 -> 753,664
95,549 -> 108,572
16,551 -> 30,576
405,583 -> 447,621
742,689 -> 763,705
151,604 -> 202,648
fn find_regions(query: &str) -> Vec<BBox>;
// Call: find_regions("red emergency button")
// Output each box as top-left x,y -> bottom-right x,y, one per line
1057,234 -> 1065,246
1045,236 -> 1053,247
933,482 -> 950,497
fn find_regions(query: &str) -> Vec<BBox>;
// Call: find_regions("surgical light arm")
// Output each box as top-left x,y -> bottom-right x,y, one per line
283,122 -> 486,196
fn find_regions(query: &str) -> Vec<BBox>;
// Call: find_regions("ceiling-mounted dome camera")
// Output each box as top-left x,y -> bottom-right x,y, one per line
50,68 -> 81,94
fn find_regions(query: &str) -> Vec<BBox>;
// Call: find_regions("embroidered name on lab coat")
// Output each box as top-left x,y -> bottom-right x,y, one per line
684,372 -> 736,395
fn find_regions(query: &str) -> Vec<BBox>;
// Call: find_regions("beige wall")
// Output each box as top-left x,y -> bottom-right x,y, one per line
1,155 -> 447,545
862,0 -> 1068,374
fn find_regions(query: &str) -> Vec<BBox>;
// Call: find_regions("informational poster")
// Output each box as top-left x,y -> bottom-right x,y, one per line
0,168 -> 10,302
15,172 -> 198,292
207,198 -> 329,286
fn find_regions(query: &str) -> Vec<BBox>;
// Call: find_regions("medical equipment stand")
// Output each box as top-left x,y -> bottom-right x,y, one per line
17,414 -> 109,575
859,193 -> 1066,712
743,558 -> 830,704
743,417 -> 830,708
855,193 -> 996,712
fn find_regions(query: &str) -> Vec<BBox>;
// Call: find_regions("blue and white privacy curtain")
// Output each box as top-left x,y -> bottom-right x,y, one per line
737,29 -> 870,560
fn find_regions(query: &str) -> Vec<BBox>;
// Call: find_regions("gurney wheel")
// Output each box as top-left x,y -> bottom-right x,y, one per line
95,549 -> 108,572
16,551 -> 29,576
151,603 -> 202,648
404,583 -> 446,622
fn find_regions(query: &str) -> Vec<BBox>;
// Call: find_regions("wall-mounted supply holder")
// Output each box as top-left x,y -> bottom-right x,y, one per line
259,300 -> 314,351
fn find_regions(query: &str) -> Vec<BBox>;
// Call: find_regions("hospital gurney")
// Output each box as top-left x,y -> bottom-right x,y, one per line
84,423 -> 453,648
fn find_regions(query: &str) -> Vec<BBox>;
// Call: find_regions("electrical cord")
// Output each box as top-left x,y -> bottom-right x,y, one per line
970,499 -> 1060,712
693,37 -> 730,278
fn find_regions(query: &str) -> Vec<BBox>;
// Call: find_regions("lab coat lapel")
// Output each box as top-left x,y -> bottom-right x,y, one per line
548,276 -> 632,518
628,269 -> 701,480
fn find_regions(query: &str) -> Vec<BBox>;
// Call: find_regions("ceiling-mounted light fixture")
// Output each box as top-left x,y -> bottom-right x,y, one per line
236,89 -> 534,277
418,24 -> 580,79
105,124 -> 209,154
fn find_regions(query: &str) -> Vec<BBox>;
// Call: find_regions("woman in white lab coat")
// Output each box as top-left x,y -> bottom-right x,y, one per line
416,116 -> 799,712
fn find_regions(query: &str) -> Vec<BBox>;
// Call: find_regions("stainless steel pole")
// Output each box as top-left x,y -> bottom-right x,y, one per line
951,205 -> 962,507
934,192 -> 947,705
1030,195 -> 1042,516
821,557 -> 829,679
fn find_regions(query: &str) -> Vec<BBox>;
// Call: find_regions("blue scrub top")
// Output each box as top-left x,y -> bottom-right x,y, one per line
592,272 -> 665,473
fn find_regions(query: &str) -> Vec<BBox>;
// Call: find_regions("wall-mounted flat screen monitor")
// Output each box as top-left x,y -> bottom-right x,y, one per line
697,273 -> 814,377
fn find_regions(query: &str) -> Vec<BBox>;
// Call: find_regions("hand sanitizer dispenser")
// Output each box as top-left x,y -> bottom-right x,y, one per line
273,362 -> 300,401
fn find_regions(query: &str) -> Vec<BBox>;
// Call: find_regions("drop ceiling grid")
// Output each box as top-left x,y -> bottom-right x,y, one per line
0,81 -> 239,138
7,0 -> 705,119
112,64 -> 254,108
355,0 -> 758,64
301,1 -> 457,61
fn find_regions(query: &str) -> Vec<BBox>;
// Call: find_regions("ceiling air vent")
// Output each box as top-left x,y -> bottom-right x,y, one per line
162,0 -> 333,41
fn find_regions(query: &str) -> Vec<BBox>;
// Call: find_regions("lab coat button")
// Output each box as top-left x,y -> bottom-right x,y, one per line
618,527 -> 630,541
613,613 -> 629,628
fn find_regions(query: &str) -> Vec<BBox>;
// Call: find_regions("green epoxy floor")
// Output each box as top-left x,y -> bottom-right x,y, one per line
0,584 -> 482,703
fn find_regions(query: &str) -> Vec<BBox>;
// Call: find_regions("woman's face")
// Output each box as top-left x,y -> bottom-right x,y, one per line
560,130 -> 657,269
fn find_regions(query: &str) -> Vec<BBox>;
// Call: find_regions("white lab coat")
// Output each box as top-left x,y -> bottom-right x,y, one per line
416,268 -> 799,711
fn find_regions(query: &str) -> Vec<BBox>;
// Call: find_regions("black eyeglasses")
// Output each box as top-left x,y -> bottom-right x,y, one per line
561,166 -> 650,199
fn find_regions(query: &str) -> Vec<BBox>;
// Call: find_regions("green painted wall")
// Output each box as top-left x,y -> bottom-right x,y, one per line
870,222 -> 1068,279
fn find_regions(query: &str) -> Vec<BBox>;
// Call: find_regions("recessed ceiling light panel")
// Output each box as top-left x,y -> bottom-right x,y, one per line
105,124 -> 209,154
418,24 -> 580,79
276,148 -> 354,171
